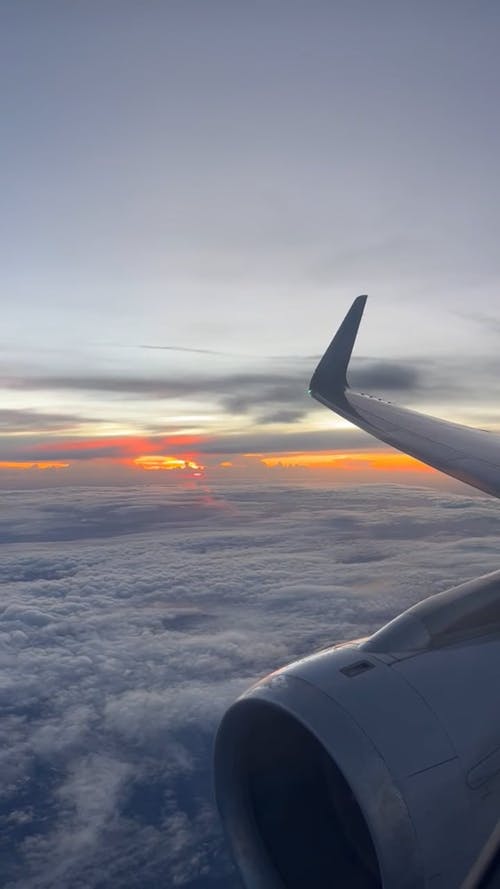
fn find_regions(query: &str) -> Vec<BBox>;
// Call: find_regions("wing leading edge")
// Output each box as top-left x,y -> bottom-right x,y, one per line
309,296 -> 500,500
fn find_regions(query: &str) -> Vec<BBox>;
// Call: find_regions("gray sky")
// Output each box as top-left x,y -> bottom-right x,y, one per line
2,1 -> 500,481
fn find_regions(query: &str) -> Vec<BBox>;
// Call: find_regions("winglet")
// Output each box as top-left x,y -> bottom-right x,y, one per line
309,295 -> 367,403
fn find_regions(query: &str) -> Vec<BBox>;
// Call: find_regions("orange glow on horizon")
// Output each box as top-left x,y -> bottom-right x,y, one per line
0,461 -> 70,471
259,451 -> 435,472
3,433 -> 438,481
133,455 -> 205,473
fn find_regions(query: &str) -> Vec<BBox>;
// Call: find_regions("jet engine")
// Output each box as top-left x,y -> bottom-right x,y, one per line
214,570 -> 500,888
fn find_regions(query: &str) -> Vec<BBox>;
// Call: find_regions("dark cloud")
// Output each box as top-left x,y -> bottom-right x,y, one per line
200,428 -> 378,455
0,359 -> 419,398
0,360 -> 422,435
3,354 -> 500,453
33,444 -> 137,461
3,355 -> 494,406
349,360 -> 421,392
0,438 -> 132,461
0,410 -> 92,433
1,483 -> 500,887
256,408 -> 305,425
0,428 -> 378,463
220,380 -> 307,416
0,371 -> 302,396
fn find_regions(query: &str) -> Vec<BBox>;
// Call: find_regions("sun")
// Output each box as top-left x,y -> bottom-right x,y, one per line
133,455 -> 205,476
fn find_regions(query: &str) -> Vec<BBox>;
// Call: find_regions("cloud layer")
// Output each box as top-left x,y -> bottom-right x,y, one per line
2,482 -> 500,887
4,348 -> 500,481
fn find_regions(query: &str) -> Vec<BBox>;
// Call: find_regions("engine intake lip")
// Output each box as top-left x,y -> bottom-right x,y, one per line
215,674 -> 421,889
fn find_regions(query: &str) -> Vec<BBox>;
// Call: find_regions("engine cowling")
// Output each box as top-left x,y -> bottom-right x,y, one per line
214,570 -> 500,888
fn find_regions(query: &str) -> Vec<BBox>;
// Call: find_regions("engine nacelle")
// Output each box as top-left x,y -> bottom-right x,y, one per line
214,570 -> 500,888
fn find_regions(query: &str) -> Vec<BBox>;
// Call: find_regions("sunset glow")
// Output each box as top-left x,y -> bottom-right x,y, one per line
133,455 -> 205,473
0,444 -> 439,481
0,461 -> 70,471
260,451 -> 435,473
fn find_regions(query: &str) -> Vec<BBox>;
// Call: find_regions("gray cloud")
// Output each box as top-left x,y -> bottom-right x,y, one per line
4,354 -> 496,411
0,359 -> 425,441
0,370 -> 305,403
0,410 -> 93,433
0,351 -> 434,459
0,360 -> 421,400
139,344 -> 319,361
3,354 -> 500,463
256,408 -> 306,425
140,344 -> 240,356
200,428 -> 379,455
0,428 -> 379,464
349,360 -> 421,392
455,310 -> 500,336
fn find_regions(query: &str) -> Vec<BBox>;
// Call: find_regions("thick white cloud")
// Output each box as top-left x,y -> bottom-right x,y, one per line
1,482 -> 500,887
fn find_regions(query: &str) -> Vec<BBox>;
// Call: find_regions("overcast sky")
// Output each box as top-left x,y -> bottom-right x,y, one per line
2,2 -> 500,485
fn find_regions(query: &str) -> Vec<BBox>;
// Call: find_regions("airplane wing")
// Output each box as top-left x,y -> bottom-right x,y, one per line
309,295 -> 500,499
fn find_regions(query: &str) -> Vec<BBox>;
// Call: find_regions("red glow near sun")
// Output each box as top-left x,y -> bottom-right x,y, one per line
35,434 -> 203,457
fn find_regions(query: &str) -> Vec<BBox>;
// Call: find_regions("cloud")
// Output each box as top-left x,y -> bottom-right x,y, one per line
3,353 -> 500,457
0,427 -> 385,466
2,354 -> 497,415
199,428 -> 380,454
0,359 -> 421,402
0,358 -> 429,449
256,408 -> 306,424
455,310 -> 500,336
1,482 -> 500,886
1,371 -> 304,397
140,344 -> 241,356
4,352 -> 500,475
0,410 -> 93,433
139,344 -> 320,361
349,360 -> 420,392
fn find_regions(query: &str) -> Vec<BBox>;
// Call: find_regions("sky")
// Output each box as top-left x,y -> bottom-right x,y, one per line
2,2 -> 500,488
2,481 -> 500,888
3,7 -> 500,885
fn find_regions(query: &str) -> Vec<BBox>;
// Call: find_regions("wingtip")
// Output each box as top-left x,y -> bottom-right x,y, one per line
309,295 -> 368,401
350,293 -> 368,317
